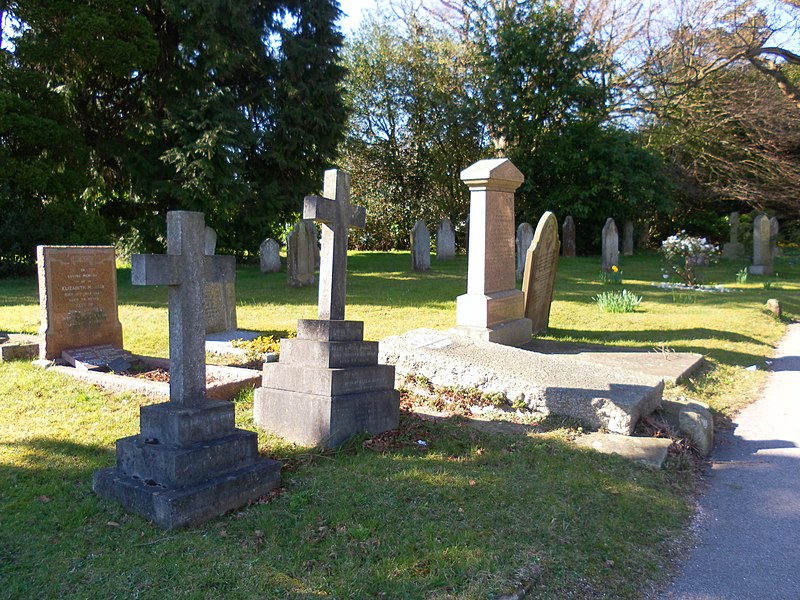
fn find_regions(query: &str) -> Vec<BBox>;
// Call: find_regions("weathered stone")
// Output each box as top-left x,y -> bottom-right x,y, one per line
522,212 -> 560,335
201,233 -> 237,334
0,334 -> 38,362
436,218 -> 456,260
94,211 -> 280,529
562,216 -> 576,257
411,220 -> 431,271
515,222 -> 534,279
380,328 -> 664,435
259,238 -> 281,273
204,226 -> 217,256
37,246 -> 124,360
766,298 -> 782,318
253,171 -> 399,448
601,218 -> 619,272
623,220 -> 634,256
454,158 -> 532,347
722,212 -> 744,260
661,398 -> 714,456
287,220 -> 318,288
574,432 -> 672,469
770,216 -> 781,257
749,214 -> 773,275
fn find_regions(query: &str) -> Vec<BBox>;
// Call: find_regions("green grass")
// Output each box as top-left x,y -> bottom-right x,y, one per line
1,250 -> 798,598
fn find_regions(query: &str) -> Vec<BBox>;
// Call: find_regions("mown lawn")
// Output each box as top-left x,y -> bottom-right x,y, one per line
0,250 -> 797,599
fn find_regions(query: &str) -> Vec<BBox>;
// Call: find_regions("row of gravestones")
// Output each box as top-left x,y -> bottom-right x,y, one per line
258,220 -> 320,287
35,158 -> 564,530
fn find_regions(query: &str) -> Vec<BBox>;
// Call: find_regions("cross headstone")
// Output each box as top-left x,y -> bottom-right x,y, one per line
602,218 -> 619,272
562,216 -> 576,257
623,220 -> 634,256
436,218 -> 456,260
303,169 -> 366,320
516,222 -> 534,279
130,212 -> 235,405
259,238 -> 281,273
411,220 -> 431,271
749,213 -> 773,275
522,212 -> 560,335
93,210 -> 280,529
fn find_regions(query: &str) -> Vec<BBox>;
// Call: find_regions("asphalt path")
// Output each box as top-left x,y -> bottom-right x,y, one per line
658,322 -> 800,600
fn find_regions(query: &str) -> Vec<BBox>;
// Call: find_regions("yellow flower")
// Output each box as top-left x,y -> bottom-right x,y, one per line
611,265 -> 619,273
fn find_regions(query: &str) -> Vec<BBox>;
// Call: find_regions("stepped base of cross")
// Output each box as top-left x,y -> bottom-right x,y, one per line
253,319 -> 400,448
93,400 -> 280,529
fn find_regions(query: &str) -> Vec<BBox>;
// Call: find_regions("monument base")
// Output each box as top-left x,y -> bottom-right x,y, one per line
455,291 -> 532,347
253,319 -> 400,448
451,318 -> 533,347
93,400 -> 280,529
722,242 -> 743,260
748,264 -> 773,275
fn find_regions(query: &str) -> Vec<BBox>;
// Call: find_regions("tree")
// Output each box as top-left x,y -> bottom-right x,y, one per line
0,0 -> 347,272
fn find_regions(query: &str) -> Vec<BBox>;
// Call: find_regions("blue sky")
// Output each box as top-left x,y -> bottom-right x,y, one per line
337,0 -> 374,34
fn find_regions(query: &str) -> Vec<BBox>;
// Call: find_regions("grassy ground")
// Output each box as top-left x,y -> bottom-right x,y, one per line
1,250 -> 798,598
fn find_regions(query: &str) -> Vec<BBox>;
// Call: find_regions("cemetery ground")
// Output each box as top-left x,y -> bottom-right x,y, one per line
1,251 -> 798,599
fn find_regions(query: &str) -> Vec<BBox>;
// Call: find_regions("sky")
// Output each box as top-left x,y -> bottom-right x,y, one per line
337,0 -> 375,34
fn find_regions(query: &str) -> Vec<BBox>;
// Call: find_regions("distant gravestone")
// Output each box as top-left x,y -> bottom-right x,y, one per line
601,218 -> 619,272
436,218 -> 456,260
522,212 -> 560,335
749,213 -> 773,275
287,220 -> 317,287
770,216 -> 782,257
253,170 -> 399,448
203,226 -> 217,256
259,238 -> 281,273
454,158 -> 532,346
93,210 -> 280,529
515,222 -> 534,279
37,246 -> 124,360
562,216 -> 576,257
722,212 -> 743,259
202,236 -> 236,334
623,221 -> 634,256
411,220 -> 431,271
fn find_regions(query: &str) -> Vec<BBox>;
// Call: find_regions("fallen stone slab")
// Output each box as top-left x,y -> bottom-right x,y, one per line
42,355 -> 260,401
524,338 -> 704,384
379,329 -> 665,435
574,432 -> 673,469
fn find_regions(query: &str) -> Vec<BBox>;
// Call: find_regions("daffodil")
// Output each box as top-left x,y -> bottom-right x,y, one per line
611,265 -> 619,273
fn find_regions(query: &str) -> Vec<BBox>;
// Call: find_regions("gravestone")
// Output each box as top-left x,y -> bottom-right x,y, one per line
515,222 -> 534,279
436,218 -> 456,260
722,212 -> 744,259
202,237 -> 236,333
259,238 -> 281,273
411,220 -> 431,271
522,212 -> 560,335
623,221 -> 634,256
601,218 -> 619,272
93,211 -> 280,529
562,216 -> 576,257
253,170 -> 400,448
204,226 -> 217,255
454,158 -> 532,346
770,216 -> 782,257
37,246 -> 124,360
287,220 -> 318,287
749,213 -> 773,275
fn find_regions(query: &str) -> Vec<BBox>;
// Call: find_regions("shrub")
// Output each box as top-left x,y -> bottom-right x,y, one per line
660,231 -> 718,286
594,289 -> 642,313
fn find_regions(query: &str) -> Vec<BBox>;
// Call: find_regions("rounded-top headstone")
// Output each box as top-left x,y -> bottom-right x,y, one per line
522,212 -> 560,334
601,217 -> 619,272
562,215 -> 576,257
516,222 -> 534,278
259,238 -> 281,273
436,218 -> 456,260
204,226 -> 217,256
411,220 -> 431,271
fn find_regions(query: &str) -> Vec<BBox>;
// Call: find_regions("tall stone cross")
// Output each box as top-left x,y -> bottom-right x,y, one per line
303,169 -> 366,320
131,211 -> 235,406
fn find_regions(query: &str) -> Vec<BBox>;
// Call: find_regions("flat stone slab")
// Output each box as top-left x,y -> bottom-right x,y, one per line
574,432 -> 672,468
523,338 -> 704,384
379,329 -> 666,435
205,329 -> 262,355
0,334 -> 39,362
43,355 -> 260,401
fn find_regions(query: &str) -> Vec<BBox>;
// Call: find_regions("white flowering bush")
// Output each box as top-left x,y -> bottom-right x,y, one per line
660,231 -> 718,286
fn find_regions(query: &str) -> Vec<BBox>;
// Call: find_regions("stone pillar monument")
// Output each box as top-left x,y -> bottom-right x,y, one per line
722,212 -> 743,259
749,213 -> 774,275
454,158 -> 532,347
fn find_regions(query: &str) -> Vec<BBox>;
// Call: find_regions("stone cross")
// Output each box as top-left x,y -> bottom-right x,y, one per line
131,211 -> 235,406
304,169 -> 366,321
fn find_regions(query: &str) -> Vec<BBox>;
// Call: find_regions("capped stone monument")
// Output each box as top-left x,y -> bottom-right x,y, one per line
37,246 -> 124,360
601,218 -> 619,272
522,212 -> 560,335
454,158 -> 532,346
436,218 -> 456,260
253,170 -> 400,448
749,213 -> 773,275
515,222 -> 534,280
562,216 -> 576,257
259,238 -> 281,273
93,211 -> 280,529
411,220 -> 431,271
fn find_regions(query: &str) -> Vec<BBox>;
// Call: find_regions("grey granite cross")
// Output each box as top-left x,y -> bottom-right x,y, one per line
131,211 -> 235,406
304,169 -> 366,320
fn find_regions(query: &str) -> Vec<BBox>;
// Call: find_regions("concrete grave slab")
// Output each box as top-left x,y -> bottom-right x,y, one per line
0,333 -> 39,361
574,432 -> 673,469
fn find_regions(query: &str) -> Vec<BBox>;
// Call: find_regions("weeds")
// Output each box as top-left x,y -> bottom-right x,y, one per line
594,289 -> 642,313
